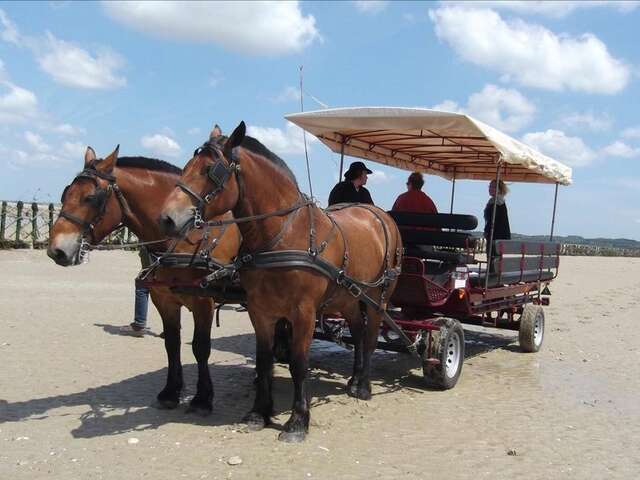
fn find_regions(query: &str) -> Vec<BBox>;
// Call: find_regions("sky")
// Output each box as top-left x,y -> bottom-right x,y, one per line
1,1 -> 639,240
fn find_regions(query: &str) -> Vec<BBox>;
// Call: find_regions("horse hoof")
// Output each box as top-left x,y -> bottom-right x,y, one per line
186,403 -> 213,417
242,412 -> 266,431
154,398 -> 179,410
278,430 -> 306,443
346,381 -> 359,398
355,388 -> 372,401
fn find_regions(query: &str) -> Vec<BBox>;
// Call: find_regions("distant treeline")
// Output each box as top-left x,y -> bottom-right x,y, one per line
511,234 -> 640,258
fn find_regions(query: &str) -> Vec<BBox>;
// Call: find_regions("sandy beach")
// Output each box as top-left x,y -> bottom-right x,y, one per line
1,250 -> 639,479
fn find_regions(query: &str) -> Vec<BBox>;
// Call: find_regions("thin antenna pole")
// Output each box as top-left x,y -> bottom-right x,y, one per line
550,182 -> 559,241
449,170 -> 456,214
299,65 -> 313,198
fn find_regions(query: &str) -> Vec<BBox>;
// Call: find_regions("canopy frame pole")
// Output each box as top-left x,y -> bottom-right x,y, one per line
449,169 -> 456,214
484,159 -> 502,292
338,138 -> 345,179
549,182 -> 559,241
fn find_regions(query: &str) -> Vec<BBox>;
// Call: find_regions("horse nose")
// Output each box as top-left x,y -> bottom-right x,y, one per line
159,213 -> 178,236
47,247 -> 70,265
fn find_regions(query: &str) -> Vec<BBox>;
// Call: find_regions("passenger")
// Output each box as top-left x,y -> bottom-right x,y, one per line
392,172 -> 438,214
328,161 -> 374,206
484,179 -> 511,257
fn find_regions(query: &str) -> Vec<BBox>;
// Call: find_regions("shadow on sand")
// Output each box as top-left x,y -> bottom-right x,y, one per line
0,327 -> 518,439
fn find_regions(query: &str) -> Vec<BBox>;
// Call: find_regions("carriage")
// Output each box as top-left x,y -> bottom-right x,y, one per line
49,107 -> 571,441
283,107 -> 571,389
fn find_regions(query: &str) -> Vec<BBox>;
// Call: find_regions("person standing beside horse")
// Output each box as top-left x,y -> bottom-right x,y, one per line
328,161 -> 374,205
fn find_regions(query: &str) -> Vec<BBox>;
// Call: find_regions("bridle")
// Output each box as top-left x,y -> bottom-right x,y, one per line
176,140 -> 241,227
59,163 -> 130,249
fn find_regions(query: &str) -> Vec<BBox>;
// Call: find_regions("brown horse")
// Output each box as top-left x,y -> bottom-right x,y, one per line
160,123 -> 402,442
47,146 -> 241,415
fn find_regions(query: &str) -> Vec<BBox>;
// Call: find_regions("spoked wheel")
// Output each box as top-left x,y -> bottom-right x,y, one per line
519,305 -> 545,353
423,318 -> 465,390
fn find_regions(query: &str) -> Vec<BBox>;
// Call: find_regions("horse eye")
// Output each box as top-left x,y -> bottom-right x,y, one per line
84,195 -> 97,204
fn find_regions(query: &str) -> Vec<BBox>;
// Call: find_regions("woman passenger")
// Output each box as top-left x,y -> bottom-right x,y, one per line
483,179 -> 510,257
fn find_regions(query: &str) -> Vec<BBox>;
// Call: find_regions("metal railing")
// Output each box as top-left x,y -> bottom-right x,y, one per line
0,200 -> 137,249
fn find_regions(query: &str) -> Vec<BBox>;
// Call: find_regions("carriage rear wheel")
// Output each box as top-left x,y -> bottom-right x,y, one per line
519,305 -> 545,352
423,318 -> 464,390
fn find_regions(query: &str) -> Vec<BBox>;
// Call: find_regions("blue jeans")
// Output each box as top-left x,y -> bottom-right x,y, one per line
133,286 -> 150,328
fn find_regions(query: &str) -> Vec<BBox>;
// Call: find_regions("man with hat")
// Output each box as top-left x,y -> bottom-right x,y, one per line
328,161 -> 374,206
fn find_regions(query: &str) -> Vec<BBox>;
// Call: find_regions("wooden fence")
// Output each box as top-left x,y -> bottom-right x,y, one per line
1,200 -> 638,257
0,200 -> 137,249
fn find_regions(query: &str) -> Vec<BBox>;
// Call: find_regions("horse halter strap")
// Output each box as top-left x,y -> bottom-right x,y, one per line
58,166 -> 123,242
177,141 -> 240,226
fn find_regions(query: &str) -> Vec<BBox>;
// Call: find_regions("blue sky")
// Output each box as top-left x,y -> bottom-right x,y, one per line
1,1 -> 639,239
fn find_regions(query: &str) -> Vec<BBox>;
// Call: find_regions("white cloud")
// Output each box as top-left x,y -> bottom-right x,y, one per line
37,33 -> 126,89
367,169 -> 394,185
429,7 -> 631,94
447,1 -> 639,19
522,129 -> 596,167
271,85 -> 300,103
622,126 -> 640,139
24,131 -> 51,152
0,80 -> 38,123
0,8 -> 20,44
354,1 -> 389,14
600,141 -> 640,158
103,1 -> 320,55
53,123 -> 85,136
187,127 -> 202,136
62,141 -> 87,159
560,111 -> 612,132
141,133 -> 181,158
433,84 -> 535,133
247,121 -> 317,155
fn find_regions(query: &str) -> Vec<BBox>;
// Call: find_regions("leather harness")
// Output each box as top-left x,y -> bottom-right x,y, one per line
184,140 -> 402,313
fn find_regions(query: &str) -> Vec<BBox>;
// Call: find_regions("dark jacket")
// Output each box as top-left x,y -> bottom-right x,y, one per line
328,181 -> 373,206
483,200 -> 511,241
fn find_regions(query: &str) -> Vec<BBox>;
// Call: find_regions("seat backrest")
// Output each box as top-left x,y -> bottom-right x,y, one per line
388,211 -> 478,231
490,239 -> 561,282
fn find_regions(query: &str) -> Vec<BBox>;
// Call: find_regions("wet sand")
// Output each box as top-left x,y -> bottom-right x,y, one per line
1,250 -> 639,479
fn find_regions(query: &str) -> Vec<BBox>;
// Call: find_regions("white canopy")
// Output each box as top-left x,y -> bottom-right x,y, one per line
286,107 -> 572,185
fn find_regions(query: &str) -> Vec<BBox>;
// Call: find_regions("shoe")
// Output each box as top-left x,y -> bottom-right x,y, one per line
119,323 -> 146,337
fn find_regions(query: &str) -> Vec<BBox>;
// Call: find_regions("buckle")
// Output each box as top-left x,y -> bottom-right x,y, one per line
347,283 -> 362,298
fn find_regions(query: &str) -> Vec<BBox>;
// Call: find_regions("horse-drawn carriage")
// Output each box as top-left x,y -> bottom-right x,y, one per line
286,107 -> 571,389
49,107 -> 571,442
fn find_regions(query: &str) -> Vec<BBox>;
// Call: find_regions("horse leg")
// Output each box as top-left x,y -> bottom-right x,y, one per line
353,304 -> 384,401
279,303 -> 315,443
242,310 -> 276,431
153,291 -> 183,409
186,299 -> 214,416
343,304 -> 365,398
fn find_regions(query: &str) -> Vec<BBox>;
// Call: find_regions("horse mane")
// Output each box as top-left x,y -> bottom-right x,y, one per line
206,135 -> 298,186
116,156 -> 182,175
241,136 -> 298,186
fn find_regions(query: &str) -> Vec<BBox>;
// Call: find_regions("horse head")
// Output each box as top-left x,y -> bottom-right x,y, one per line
159,122 -> 245,236
47,146 -> 123,266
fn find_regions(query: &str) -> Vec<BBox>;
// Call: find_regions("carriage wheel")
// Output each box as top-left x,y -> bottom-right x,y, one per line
519,305 -> 545,353
423,318 -> 464,390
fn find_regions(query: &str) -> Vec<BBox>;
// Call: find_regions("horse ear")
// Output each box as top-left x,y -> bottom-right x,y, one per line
210,124 -> 223,139
101,145 -> 120,174
224,121 -> 246,159
84,146 -> 97,167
